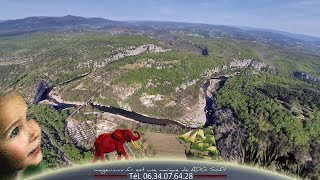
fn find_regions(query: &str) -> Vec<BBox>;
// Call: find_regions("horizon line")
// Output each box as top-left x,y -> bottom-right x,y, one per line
1,14 -> 320,39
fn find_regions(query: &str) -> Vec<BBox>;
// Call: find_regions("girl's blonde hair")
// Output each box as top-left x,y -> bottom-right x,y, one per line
0,92 -> 27,123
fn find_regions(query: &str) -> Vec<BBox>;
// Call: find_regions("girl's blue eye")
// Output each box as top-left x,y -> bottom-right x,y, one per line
10,127 -> 20,138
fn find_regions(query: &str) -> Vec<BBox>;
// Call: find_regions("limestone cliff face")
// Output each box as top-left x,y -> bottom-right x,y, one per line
294,71 -> 320,84
175,79 -> 199,92
229,58 -> 267,70
94,44 -> 171,68
214,108 -> 247,163
202,59 -> 268,78
139,93 -> 165,107
33,80 -> 53,104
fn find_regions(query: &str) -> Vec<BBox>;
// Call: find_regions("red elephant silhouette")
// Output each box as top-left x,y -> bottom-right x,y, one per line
92,129 -> 141,162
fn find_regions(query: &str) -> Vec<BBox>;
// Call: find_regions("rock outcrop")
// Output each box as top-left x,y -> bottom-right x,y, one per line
33,80 -> 53,104
229,58 -> 267,70
214,108 -> 247,163
139,93 -> 165,107
202,59 -> 268,78
175,79 -> 199,92
294,71 -> 320,84
202,67 -> 220,77
94,44 -> 171,68
118,102 -> 132,111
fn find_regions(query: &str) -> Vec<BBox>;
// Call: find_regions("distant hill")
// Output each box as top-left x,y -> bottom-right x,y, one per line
1,15 -> 318,41
0,15 -> 126,36
271,30 -> 320,42
0,15 -> 319,54
236,26 -> 320,42
0,15 -> 122,29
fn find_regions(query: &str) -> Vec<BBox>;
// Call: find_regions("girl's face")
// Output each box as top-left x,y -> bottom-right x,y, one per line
0,93 -> 42,173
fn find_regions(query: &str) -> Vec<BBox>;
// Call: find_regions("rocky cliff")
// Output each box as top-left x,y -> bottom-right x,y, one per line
202,59 -> 268,77
94,44 -> 171,68
294,71 -> 320,84
214,108 -> 247,163
33,80 -> 53,104
229,58 -> 267,70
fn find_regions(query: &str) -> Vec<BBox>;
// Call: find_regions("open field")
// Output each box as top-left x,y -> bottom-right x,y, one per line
145,132 -> 186,160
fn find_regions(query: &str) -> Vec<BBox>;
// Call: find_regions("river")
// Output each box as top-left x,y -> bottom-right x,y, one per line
202,76 -> 228,127
39,76 -> 228,128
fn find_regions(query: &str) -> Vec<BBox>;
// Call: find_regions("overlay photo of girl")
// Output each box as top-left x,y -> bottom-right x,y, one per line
0,92 -> 44,180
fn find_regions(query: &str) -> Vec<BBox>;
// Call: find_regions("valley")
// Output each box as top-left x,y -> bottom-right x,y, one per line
1,16 -> 320,179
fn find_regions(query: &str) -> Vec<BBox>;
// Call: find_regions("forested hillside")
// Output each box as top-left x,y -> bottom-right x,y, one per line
216,74 -> 320,178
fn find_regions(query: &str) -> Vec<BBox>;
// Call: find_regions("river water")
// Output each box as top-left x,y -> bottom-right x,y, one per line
202,76 -> 228,127
40,76 -> 227,128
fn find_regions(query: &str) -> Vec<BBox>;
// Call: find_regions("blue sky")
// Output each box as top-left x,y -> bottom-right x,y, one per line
1,0 -> 319,37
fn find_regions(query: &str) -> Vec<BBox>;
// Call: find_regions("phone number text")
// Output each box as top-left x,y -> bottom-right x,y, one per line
129,172 -> 193,180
